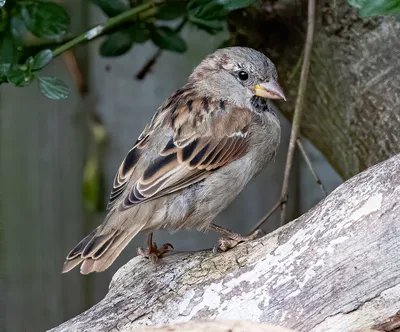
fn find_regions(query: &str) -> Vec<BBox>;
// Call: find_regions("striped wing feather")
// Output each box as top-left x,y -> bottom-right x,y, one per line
107,86 -> 253,210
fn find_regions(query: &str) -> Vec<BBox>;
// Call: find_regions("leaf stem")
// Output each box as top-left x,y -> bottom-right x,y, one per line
135,17 -> 188,80
52,0 -> 163,57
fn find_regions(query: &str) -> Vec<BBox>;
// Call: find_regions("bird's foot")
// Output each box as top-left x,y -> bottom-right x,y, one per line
137,242 -> 174,263
213,229 -> 264,253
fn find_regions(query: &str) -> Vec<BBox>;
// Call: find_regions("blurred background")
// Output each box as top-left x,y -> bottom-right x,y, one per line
0,1 -> 351,331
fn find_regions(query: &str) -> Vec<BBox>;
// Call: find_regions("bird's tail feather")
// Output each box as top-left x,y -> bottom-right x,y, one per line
62,225 -> 142,274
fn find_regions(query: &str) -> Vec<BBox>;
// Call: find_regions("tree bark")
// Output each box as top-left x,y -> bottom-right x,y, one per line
126,321 -> 296,332
49,154 -> 400,332
228,0 -> 400,179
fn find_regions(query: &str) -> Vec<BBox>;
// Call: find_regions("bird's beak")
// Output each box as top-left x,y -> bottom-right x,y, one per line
252,81 -> 286,101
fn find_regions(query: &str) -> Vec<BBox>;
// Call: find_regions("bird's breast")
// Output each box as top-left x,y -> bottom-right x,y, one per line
247,113 -> 281,173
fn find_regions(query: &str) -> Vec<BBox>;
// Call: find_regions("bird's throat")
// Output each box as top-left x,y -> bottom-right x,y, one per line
250,96 -> 273,114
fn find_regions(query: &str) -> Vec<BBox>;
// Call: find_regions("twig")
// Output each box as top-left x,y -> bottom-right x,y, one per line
52,1 -> 163,57
280,0 -> 316,226
296,139 -> 328,197
136,49 -> 163,80
286,50 -> 303,85
135,18 -> 188,80
62,51 -> 88,96
24,37 -> 73,49
248,198 -> 287,235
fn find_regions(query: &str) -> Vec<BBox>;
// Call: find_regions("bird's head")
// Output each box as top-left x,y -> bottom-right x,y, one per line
189,46 -> 286,108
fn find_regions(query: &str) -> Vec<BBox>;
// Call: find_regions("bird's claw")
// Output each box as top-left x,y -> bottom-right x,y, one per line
213,229 -> 264,253
137,242 -> 174,262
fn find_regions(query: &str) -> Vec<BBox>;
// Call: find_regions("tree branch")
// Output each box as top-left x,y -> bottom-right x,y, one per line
296,138 -> 327,197
249,198 -> 286,234
50,154 -> 400,332
135,49 -> 164,80
52,1 -> 162,57
280,0 -> 316,225
129,321 -> 296,332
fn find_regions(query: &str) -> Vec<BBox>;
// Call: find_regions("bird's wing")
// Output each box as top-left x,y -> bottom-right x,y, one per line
107,86 -> 253,211
63,87 -> 254,274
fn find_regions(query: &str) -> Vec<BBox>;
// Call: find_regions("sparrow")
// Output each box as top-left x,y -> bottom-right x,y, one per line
62,47 -> 285,275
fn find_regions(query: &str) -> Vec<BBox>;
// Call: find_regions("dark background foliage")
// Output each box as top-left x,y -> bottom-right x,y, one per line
0,0 -> 397,99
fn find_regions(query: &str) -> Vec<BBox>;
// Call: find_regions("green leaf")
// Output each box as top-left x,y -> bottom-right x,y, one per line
20,1 -> 70,40
7,67 -> 28,87
99,22 -> 150,56
156,2 -> 187,20
0,30 -> 16,64
189,16 -> 225,34
188,0 -> 256,21
359,0 -> 400,17
150,26 -> 186,53
218,37 -> 233,48
217,0 -> 257,11
348,0 -> 400,17
31,49 -> 53,71
90,0 -> 130,17
129,22 -> 150,43
188,0 -> 227,20
0,63 -> 11,81
100,29 -> 134,57
188,0 -> 227,33
348,0 -> 365,8
38,76 -> 70,100
10,17 -> 27,45
0,63 -> 10,75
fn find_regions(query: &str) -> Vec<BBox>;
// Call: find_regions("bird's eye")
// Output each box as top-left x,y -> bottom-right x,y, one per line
238,71 -> 249,81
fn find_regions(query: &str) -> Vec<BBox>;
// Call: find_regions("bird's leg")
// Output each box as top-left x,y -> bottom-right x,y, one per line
208,223 -> 264,253
137,232 -> 174,262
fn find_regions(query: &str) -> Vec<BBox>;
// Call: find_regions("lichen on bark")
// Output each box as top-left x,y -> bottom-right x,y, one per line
49,155 -> 400,332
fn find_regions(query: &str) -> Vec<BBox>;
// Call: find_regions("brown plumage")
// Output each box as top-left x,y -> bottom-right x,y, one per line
62,47 -> 285,274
